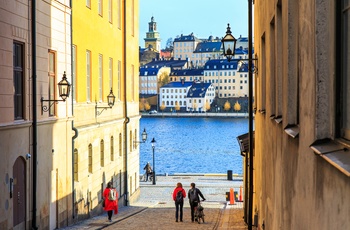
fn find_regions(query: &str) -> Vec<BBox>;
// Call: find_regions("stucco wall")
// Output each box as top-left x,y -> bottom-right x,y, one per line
254,0 -> 350,229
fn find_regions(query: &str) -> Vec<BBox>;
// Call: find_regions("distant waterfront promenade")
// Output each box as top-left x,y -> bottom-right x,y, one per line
141,112 -> 249,118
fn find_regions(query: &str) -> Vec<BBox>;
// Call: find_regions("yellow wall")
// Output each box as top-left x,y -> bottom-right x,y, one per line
72,0 -> 141,219
73,0 -> 139,104
73,0 -> 122,102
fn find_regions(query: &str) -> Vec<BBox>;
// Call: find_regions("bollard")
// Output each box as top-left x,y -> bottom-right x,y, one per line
229,188 -> 235,205
227,170 -> 233,180
239,185 -> 243,202
234,191 -> 238,202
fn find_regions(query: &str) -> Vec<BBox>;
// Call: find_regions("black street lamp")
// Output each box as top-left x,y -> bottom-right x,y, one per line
221,23 -> 237,62
151,138 -> 156,185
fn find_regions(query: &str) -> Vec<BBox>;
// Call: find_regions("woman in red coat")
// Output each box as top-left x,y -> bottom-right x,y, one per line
172,182 -> 186,222
103,182 -> 118,222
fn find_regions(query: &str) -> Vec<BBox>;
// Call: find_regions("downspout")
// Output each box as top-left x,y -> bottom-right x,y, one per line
248,0 -> 254,229
123,0 -> 130,206
31,0 -> 38,229
70,0 -> 78,219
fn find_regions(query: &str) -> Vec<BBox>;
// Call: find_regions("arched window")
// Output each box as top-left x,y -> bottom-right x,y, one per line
88,144 -> 93,173
129,130 -> 132,151
100,140 -> 104,167
110,136 -> 114,161
119,133 -> 122,156
134,129 -> 137,149
74,149 -> 78,181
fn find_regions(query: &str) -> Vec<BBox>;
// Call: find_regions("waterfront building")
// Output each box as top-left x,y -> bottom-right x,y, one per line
193,39 -> 222,67
144,16 -> 161,52
139,66 -> 170,95
186,82 -> 215,112
203,59 -> 249,98
173,33 -> 200,62
159,81 -> 215,112
0,1 -> 73,229
251,1 -> 350,230
174,33 -> 249,68
139,58 -> 190,94
139,58 -> 190,110
72,0 -> 140,224
159,81 -> 193,112
235,35 -> 249,50
169,68 -> 204,82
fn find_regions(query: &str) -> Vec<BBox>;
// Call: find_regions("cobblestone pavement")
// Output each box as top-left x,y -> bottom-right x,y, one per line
60,174 -> 250,230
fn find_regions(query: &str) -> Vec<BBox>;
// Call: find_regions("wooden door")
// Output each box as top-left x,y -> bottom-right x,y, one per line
13,157 -> 26,227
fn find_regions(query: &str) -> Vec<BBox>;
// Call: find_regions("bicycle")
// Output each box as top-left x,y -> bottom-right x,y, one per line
140,172 -> 153,182
194,201 -> 205,224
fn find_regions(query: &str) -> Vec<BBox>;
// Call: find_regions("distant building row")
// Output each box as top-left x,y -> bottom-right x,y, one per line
140,16 -> 251,68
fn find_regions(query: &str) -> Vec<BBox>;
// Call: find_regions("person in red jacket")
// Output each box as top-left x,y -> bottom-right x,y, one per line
172,182 -> 186,222
103,182 -> 118,222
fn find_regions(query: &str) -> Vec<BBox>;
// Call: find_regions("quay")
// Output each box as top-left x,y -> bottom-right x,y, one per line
141,112 -> 249,118
60,174 -> 251,230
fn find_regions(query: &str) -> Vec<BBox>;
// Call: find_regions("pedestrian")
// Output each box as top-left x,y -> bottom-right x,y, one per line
143,162 -> 152,181
172,182 -> 186,222
103,182 -> 118,222
188,182 -> 206,222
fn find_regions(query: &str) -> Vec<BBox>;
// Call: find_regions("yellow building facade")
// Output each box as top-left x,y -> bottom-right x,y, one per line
72,0 -> 141,221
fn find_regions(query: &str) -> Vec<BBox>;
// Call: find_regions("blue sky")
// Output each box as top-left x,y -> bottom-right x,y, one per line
139,0 -> 249,49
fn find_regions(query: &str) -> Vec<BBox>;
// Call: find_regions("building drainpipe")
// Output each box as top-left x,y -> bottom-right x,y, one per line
248,0 -> 254,229
31,0 -> 38,229
69,0 -> 78,220
123,0 -> 130,206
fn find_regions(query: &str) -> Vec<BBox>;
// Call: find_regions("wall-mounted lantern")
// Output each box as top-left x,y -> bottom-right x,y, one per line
95,88 -> 116,117
41,71 -> 71,114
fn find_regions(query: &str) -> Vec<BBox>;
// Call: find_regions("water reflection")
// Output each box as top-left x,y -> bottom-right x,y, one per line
139,117 -> 248,175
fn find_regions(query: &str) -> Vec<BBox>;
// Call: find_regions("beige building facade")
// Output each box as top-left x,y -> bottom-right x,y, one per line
252,1 -> 350,230
0,0 -> 141,229
0,0 -> 73,229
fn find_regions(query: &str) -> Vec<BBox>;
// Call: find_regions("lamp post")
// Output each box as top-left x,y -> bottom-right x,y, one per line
222,1 -> 255,228
151,138 -> 156,185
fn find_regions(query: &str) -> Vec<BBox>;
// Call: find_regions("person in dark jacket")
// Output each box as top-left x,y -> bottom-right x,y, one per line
172,182 -> 186,222
103,182 -> 118,222
188,182 -> 205,222
143,162 -> 152,181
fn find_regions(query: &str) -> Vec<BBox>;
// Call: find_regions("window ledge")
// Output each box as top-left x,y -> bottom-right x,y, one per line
270,114 -> 275,120
284,124 -> 299,138
274,115 -> 282,124
310,138 -> 350,177
258,109 -> 266,114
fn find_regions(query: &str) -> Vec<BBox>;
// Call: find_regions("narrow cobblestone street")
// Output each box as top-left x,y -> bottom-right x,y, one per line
60,175 -> 250,230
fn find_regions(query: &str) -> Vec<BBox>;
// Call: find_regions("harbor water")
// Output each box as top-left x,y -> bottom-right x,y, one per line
139,117 -> 248,175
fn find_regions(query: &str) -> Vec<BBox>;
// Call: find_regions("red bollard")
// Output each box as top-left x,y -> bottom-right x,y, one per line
229,188 -> 235,205
239,186 -> 243,202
